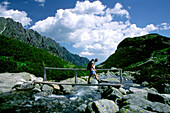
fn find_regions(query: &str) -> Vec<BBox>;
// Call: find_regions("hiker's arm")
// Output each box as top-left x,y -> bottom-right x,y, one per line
92,63 -> 96,72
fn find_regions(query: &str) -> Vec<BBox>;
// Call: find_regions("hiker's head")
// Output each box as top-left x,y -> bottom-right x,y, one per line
95,58 -> 98,62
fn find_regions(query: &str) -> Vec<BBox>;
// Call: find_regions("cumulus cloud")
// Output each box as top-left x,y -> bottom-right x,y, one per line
30,1 -> 159,61
0,1 -> 32,27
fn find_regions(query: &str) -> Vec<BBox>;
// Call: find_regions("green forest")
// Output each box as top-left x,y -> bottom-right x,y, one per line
0,35 -> 88,81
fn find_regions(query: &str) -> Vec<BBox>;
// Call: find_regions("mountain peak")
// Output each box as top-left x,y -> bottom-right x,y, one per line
0,17 -> 89,66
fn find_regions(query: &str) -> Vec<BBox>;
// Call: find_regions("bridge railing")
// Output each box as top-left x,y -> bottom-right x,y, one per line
44,67 -> 123,84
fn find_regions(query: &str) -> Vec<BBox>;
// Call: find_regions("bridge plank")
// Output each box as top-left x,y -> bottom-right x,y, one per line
35,81 -> 121,88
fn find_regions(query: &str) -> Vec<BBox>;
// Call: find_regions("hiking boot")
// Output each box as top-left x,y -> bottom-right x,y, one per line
98,80 -> 101,83
88,81 -> 91,84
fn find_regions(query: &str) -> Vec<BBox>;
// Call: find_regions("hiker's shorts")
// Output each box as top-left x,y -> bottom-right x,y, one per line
90,71 -> 96,75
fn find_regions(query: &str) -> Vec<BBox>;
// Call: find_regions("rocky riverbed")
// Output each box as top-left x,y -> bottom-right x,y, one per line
0,72 -> 170,113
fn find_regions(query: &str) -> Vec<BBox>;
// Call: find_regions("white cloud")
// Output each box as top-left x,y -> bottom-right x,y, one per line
80,51 -> 94,56
106,3 -> 130,19
35,0 -> 45,6
159,23 -> 170,30
0,1 -> 32,27
30,1 -> 160,62
1,1 -> 10,6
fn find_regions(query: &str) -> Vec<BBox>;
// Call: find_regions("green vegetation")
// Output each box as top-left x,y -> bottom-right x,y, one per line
99,34 -> 170,93
0,35 -> 88,81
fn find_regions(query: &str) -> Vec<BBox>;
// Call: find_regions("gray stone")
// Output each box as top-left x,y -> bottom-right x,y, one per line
129,87 -> 147,93
119,105 -> 155,113
148,92 -> 170,105
144,87 -> 158,93
12,82 -> 34,91
76,104 -> 87,113
0,72 -> 36,93
120,93 -> 170,113
60,77 -> 86,94
101,87 -> 123,101
42,84 -> 54,95
86,99 -> 119,113
141,81 -> 149,87
33,77 -> 43,82
164,85 -> 170,94
119,87 -> 127,95
100,77 -> 119,83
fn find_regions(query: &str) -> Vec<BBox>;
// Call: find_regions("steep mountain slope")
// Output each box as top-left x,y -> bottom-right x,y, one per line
0,17 -> 89,66
0,35 -> 87,80
99,33 -> 170,92
100,33 -> 170,68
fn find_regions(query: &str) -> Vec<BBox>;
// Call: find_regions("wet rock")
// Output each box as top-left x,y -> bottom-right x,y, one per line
86,99 -> 119,113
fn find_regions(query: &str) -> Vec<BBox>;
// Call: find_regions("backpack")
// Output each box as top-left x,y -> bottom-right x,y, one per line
87,59 -> 94,70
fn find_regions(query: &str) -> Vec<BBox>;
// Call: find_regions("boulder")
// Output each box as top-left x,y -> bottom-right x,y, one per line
119,105 -> 155,113
108,87 -> 123,100
86,99 -> 119,113
164,85 -> 170,94
12,82 -> 34,91
76,104 -> 87,113
42,84 -> 54,95
129,87 -> 147,93
101,87 -> 123,101
119,93 -> 170,113
60,77 -> 86,94
148,92 -> 170,105
33,77 -> 43,82
119,87 -> 127,95
141,81 -> 149,87
144,87 -> 158,93
0,72 -> 36,93
100,77 -> 119,83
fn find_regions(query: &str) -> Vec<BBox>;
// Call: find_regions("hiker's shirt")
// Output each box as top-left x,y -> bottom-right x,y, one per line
91,61 -> 95,71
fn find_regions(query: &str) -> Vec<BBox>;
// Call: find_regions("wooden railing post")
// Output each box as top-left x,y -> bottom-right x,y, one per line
44,67 -> 47,81
120,69 -> 123,84
75,70 -> 77,84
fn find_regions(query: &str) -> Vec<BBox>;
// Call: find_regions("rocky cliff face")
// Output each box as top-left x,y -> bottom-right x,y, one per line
0,17 -> 89,66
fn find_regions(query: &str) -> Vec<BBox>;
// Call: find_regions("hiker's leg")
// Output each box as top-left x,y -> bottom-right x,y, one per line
94,73 -> 99,81
88,74 -> 92,83
88,71 -> 92,83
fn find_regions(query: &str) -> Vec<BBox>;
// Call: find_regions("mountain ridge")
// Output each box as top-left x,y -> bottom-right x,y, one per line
0,17 -> 89,66
100,33 -> 170,68
98,33 -> 170,92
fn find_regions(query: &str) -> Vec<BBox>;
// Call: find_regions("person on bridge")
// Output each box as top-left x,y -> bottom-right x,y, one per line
87,58 -> 101,84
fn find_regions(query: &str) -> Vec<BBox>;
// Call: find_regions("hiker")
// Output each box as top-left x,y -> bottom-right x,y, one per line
87,58 -> 101,84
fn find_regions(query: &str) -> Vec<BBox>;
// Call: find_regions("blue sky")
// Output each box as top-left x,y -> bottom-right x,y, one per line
0,0 -> 170,64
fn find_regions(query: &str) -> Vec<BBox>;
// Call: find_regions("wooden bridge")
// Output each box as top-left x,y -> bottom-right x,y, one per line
41,67 -> 123,88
